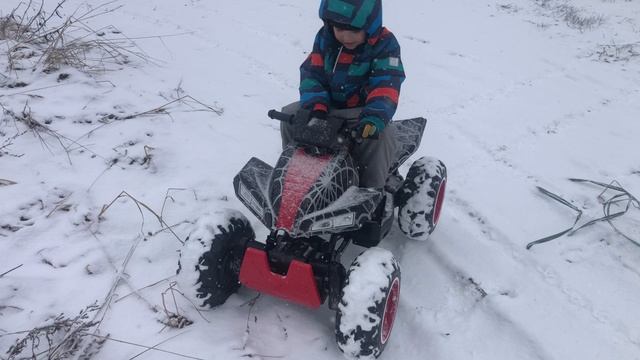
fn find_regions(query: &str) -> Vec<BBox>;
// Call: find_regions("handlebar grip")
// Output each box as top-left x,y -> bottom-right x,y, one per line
268,110 -> 294,123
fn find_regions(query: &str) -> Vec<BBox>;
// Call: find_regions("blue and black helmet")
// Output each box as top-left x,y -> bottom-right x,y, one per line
319,0 -> 383,36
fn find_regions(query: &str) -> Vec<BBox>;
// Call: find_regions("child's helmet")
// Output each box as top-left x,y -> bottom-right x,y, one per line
319,0 -> 382,37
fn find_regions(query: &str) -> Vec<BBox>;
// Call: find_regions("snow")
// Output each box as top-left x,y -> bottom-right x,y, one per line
339,248 -> 395,333
1,0 -> 640,359
397,156 -> 444,240
337,247 -> 399,360
176,209 -> 245,309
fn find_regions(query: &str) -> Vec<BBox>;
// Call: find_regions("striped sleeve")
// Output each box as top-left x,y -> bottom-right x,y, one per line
300,29 -> 330,112
360,31 -> 405,130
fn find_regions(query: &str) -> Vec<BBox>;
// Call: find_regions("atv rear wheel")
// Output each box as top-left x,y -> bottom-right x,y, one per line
336,247 -> 401,360
176,210 -> 254,308
397,156 -> 447,241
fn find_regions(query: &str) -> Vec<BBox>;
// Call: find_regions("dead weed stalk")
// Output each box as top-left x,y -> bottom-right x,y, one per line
97,190 -> 187,244
595,41 -> 640,63
1,101 -> 98,164
1,0 -> 150,74
4,302 -> 108,360
159,282 -> 196,330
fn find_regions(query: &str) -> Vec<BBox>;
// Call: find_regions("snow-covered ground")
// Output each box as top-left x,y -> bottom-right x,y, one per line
1,0 -> 639,359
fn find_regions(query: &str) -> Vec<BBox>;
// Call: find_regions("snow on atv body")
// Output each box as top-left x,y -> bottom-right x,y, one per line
235,110 -> 382,308
235,109 -> 430,241
232,109 -> 431,359
177,108 -> 446,360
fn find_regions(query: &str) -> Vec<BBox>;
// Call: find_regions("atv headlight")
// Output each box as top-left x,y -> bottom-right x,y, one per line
239,182 -> 265,218
310,212 -> 355,232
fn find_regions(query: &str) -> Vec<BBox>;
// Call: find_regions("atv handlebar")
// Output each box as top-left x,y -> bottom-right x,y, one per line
268,110 -> 294,124
268,108 -> 375,151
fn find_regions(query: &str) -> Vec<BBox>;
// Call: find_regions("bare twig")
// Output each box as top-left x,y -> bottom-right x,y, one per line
87,158 -> 121,192
0,179 -> 18,186
88,231 -> 151,333
160,188 -> 198,222
89,230 -> 160,322
2,83 -> 69,97
45,192 -> 72,218
526,186 -> 584,250
528,178 -> 640,249
241,355 -> 284,359
0,127 -> 27,158
160,282 -> 194,330
234,294 -> 261,352
97,191 -> 184,244
161,282 -> 181,318
114,276 -> 174,304
161,281 -> 210,324
150,220 -> 191,237
276,312 -> 288,341
1,102 -> 104,163
75,95 -> 222,145
0,264 -> 23,278
127,332 -> 186,360
86,333 -> 206,360
111,96 -> 223,120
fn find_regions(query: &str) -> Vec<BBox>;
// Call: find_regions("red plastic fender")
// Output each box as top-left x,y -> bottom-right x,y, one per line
239,247 -> 322,308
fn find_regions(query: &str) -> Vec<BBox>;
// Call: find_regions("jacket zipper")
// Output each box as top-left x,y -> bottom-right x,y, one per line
332,46 -> 343,74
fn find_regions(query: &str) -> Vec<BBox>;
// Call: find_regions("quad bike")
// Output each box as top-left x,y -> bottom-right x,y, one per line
176,109 -> 447,359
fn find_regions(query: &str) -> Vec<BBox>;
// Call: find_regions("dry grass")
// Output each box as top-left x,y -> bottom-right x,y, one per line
159,282 -> 196,330
97,190 -> 189,244
0,101 -> 85,163
0,15 -> 28,41
595,42 -> 640,63
0,93 -> 221,166
555,4 -> 605,31
3,300 -> 201,359
0,0 -> 149,74
0,130 -> 26,158
5,303 -> 107,360
533,0 -> 605,31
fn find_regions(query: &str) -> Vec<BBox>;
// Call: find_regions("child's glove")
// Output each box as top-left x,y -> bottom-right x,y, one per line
356,119 -> 380,139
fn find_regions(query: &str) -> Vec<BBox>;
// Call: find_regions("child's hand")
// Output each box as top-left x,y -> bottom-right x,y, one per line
356,120 -> 379,139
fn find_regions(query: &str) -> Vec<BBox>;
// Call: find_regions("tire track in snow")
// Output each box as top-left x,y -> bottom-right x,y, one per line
380,229 -> 555,360
427,59 -> 639,184
445,193 -> 640,351
416,52 -> 640,350
405,96 -> 640,355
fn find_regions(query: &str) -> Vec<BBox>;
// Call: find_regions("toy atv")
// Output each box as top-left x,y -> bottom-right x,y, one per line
177,109 -> 447,359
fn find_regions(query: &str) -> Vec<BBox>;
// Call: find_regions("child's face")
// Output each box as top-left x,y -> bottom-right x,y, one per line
333,27 -> 366,50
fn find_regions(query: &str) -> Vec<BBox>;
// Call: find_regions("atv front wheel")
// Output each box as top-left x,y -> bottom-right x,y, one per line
176,210 -> 254,308
397,156 -> 447,241
336,247 -> 401,360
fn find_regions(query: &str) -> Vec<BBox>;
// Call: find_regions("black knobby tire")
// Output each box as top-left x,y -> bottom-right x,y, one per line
177,211 -> 254,308
397,156 -> 447,241
336,247 -> 401,360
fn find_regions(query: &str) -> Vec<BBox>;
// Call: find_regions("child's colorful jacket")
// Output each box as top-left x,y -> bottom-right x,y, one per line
300,0 -> 406,131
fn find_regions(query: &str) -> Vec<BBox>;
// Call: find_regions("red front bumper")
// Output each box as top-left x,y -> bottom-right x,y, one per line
238,247 -> 322,308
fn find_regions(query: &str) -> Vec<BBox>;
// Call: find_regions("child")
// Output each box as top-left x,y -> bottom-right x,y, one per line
281,0 -> 405,189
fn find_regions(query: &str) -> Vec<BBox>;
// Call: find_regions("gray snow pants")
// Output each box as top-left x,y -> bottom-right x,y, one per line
280,102 -> 397,188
